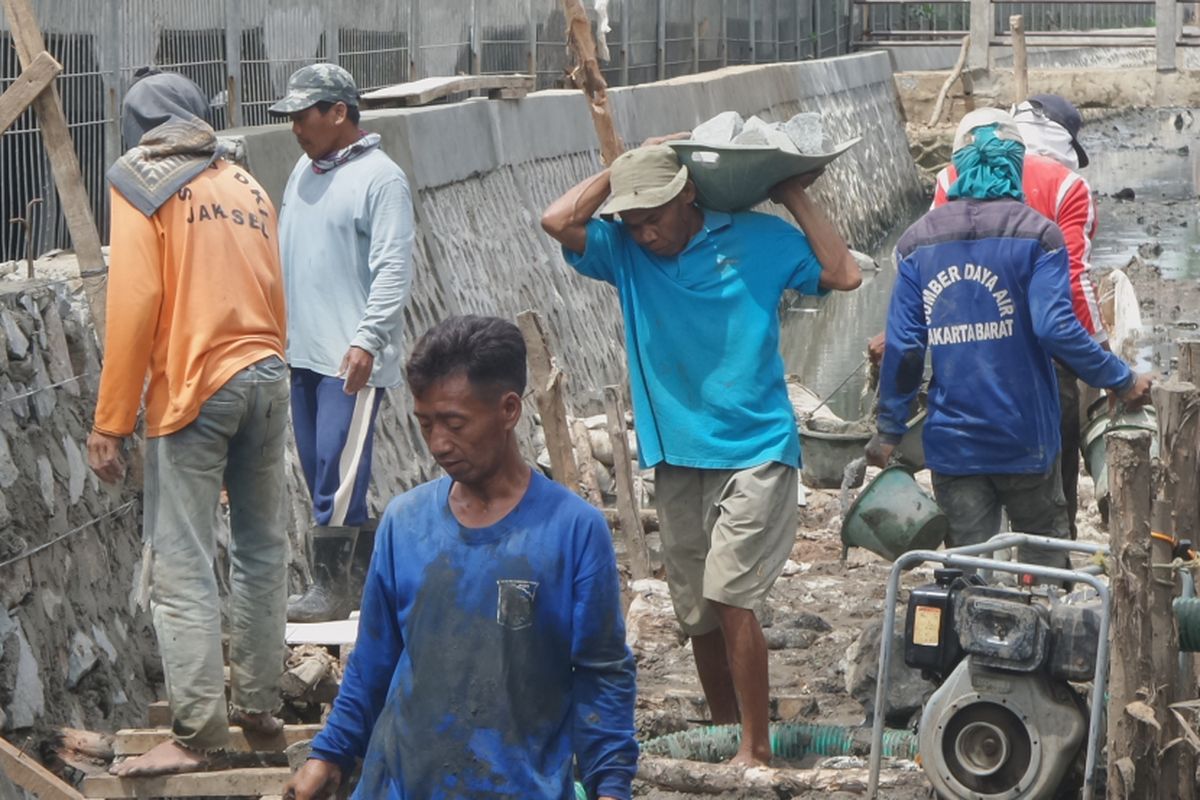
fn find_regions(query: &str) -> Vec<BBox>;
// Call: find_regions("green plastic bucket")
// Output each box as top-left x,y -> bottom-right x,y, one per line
841,466 -> 949,560
1082,397 -> 1158,502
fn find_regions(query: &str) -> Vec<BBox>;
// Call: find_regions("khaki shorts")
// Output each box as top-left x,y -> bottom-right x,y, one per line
655,461 -> 798,636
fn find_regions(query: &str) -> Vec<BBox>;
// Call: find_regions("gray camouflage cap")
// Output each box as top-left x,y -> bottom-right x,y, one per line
268,63 -> 359,116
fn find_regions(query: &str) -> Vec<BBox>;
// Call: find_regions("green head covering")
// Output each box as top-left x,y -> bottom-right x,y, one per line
948,124 -> 1026,202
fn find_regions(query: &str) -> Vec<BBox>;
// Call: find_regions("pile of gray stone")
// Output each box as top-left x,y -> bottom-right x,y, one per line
689,110 -> 832,154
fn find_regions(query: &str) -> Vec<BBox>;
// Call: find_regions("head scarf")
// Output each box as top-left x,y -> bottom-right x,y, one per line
1011,101 -> 1080,170
107,72 -> 224,216
947,125 -> 1026,202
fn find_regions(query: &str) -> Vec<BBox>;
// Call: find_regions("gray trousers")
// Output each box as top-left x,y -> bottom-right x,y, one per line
144,356 -> 289,750
931,456 -> 1071,571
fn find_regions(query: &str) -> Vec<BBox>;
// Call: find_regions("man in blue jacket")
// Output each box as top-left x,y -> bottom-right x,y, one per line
867,109 -> 1151,565
283,316 -> 637,800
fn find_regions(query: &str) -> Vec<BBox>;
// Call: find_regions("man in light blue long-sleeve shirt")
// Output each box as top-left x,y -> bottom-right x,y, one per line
271,64 -> 416,623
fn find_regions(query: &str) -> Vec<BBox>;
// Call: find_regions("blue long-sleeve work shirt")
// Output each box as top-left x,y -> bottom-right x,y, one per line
878,198 -> 1134,475
308,471 -> 639,799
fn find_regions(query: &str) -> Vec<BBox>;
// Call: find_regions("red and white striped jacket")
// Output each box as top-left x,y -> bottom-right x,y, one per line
932,153 -> 1106,340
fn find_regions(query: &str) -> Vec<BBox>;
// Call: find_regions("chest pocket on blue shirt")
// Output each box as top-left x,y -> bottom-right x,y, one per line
496,580 -> 538,630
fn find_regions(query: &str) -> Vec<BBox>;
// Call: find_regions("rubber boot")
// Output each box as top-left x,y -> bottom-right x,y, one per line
287,527 -> 358,623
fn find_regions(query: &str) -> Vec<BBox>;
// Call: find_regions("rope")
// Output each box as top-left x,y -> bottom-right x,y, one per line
0,501 -> 137,570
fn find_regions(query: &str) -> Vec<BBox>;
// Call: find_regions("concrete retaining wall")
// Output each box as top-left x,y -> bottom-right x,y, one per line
233,51 -> 924,513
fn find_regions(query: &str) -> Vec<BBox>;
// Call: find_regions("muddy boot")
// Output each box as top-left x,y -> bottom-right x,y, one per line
287,527 -> 357,623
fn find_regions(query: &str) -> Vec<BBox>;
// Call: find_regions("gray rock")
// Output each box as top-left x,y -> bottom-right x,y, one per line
67,631 -> 98,688
92,624 -> 118,663
784,611 -> 834,633
691,111 -> 745,144
0,433 -> 19,489
765,628 -> 816,650
29,349 -> 56,422
8,623 -> 45,729
36,455 -> 55,513
844,614 -> 934,725
41,303 -> 78,396
784,112 -> 828,154
1,311 -> 28,360
63,435 -> 86,506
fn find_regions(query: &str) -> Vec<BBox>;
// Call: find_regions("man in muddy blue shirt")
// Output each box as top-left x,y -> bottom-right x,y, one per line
284,316 -> 637,800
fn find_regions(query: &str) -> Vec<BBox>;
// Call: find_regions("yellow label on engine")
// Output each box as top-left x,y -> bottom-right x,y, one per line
912,605 -> 942,646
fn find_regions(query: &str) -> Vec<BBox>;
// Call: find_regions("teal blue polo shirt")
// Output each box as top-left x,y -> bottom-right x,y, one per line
564,209 -> 825,470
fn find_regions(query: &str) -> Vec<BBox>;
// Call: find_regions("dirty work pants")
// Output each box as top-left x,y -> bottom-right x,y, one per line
931,457 -> 1071,571
144,357 -> 290,750
1054,361 -> 1083,539
290,367 -> 384,528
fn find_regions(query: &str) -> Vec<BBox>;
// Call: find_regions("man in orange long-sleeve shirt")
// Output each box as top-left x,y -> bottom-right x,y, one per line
87,71 -> 289,776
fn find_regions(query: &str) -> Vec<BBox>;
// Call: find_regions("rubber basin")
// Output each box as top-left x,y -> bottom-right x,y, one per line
841,466 -> 948,561
799,421 -> 872,489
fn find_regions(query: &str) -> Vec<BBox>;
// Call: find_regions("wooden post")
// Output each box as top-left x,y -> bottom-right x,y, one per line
603,385 -> 651,581
1009,15 -> 1027,105
1105,428 -> 1159,799
469,0 -> 481,75
2,0 -> 108,338
570,418 -> 604,507
1154,381 -> 1200,542
528,0 -> 539,83
562,0 -> 625,165
517,311 -> 582,495
967,0 -> 990,72
224,0 -> 243,128
928,35 -> 970,127
1157,0 -> 1178,72
656,0 -> 667,80
1177,339 -> 1200,385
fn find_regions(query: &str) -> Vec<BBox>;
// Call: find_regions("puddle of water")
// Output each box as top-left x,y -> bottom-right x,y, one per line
1091,199 -> 1200,281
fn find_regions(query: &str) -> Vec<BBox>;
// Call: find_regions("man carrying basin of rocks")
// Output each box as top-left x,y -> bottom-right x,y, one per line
866,109 -> 1152,568
88,71 -> 289,776
283,316 -> 636,799
541,136 -> 862,766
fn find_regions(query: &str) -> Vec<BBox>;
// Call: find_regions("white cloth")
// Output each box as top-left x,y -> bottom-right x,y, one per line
1011,102 -> 1079,170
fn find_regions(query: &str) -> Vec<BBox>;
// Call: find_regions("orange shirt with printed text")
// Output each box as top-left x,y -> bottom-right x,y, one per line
94,160 -> 286,438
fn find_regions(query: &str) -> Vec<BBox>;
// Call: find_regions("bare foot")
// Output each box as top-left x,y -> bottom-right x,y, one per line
729,748 -> 772,769
229,709 -> 283,736
109,740 -> 207,777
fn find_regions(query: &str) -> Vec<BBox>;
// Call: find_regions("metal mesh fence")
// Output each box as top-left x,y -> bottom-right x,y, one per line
859,0 -> 1160,41
1,0 -> 862,262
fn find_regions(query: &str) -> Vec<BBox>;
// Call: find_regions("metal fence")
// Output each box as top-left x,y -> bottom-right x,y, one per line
0,0 -> 853,262
857,0 -> 1161,42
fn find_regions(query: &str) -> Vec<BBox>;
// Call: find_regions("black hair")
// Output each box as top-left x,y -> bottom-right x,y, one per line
314,100 -> 360,125
406,316 -> 527,399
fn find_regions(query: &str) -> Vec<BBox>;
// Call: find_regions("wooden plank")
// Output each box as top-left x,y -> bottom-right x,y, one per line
285,617 -> 358,646
1,0 -> 107,338
0,50 -> 61,134
113,725 -> 322,756
81,767 -> 290,798
0,736 -> 87,800
517,310 -> 581,495
603,386 -> 651,581
360,74 -> 534,108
